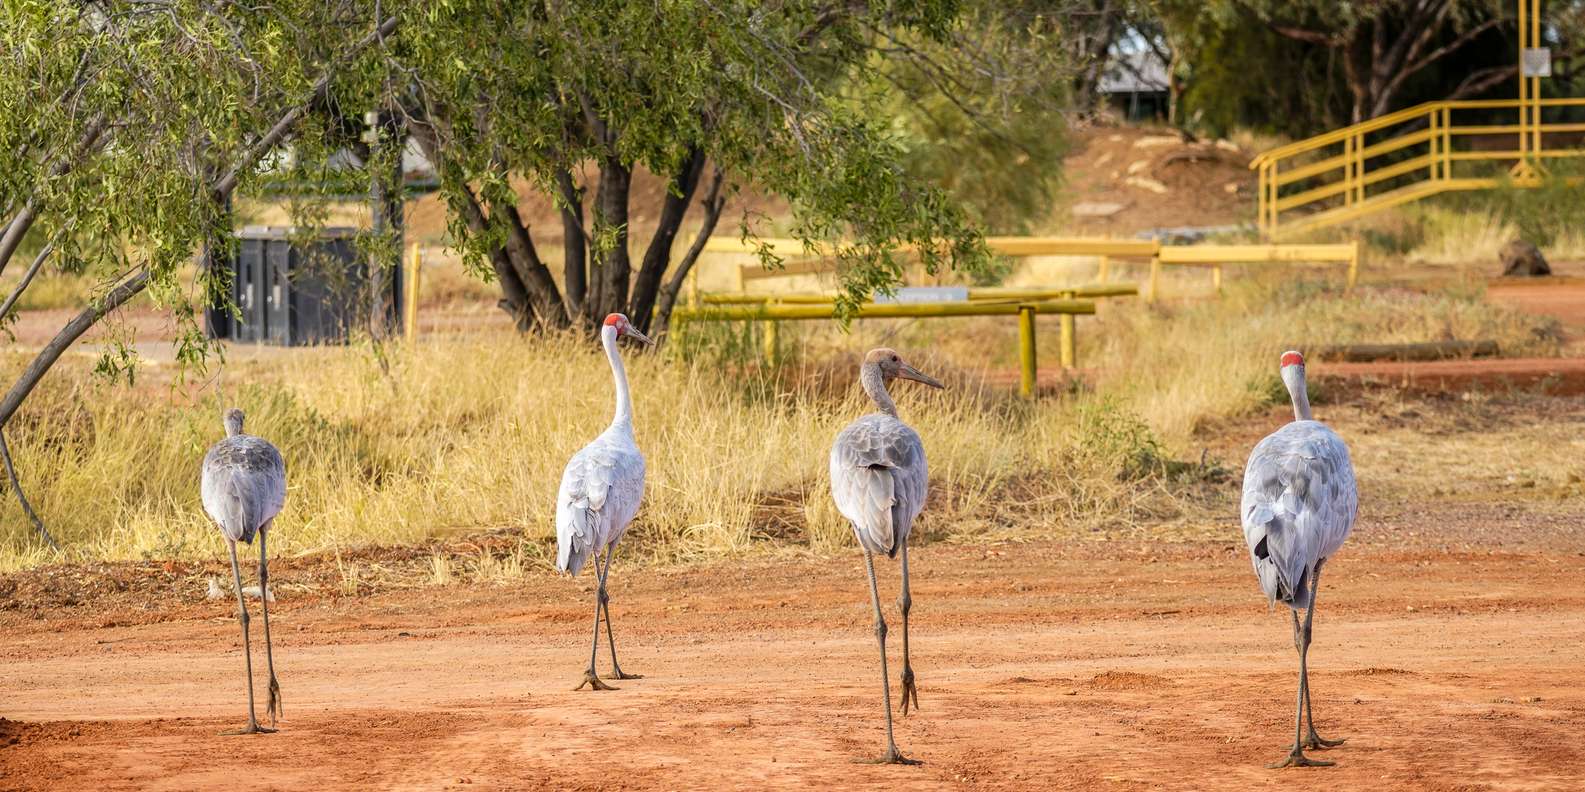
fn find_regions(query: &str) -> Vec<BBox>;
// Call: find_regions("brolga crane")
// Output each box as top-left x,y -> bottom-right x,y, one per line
1241,351 -> 1358,768
200,408 -> 287,735
556,312 -> 654,692
829,348 -> 944,765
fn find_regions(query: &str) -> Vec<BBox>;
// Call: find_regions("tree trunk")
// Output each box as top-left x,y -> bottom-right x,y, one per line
410,117 -> 564,330
557,169 -> 587,323
629,147 -> 705,334
654,166 -> 726,341
589,157 -> 632,323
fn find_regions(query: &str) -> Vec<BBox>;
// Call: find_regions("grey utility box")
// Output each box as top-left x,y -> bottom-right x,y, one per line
208,226 -> 401,345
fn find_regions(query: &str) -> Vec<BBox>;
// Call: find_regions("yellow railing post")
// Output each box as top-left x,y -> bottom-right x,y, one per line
404,243 -> 421,344
1147,255 -> 1161,304
1097,255 -> 1110,283
763,319 -> 779,365
1347,242 -> 1359,290
1058,290 -> 1076,370
1018,305 -> 1037,398
1212,264 -> 1223,295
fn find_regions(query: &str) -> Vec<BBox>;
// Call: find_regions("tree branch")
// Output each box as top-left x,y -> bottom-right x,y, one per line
629,147 -> 706,334
654,166 -> 726,340
0,428 -> 56,550
0,270 -> 149,429
1268,24 -> 1343,47
0,118 -> 107,279
0,236 -> 59,325
557,168 -> 587,320
212,14 -> 399,201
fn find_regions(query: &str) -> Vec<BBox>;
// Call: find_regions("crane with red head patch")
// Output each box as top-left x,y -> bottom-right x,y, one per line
1240,350 -> 1358,768
553,310 -> 653,692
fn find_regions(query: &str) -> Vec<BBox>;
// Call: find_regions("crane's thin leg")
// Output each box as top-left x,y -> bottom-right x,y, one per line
598,545 -> 642,680
1302,563 -> 1344,749
221,540 -> 273,735
897,540 -> 919,716
258,526 -> 283,728
1268,571 -> 1331,768
575,549 -> 616,692
855,550 -> 919,766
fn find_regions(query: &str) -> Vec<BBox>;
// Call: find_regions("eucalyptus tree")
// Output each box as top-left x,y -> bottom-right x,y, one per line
397,0 -> 1073,336
0,0 -> 400,541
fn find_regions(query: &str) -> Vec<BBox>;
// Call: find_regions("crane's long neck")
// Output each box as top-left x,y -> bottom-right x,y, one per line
603,326 -> 635,430
1282,365 -> 1313,421
860,362 -> 897,417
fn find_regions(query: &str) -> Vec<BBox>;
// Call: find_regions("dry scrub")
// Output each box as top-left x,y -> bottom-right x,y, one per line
0,273 -> 1561,572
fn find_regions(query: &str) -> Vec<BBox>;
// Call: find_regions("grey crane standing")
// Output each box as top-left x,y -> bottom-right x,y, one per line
829,348 -> 944,765
555,313 -> 654,691
1241,351 -> 1358,768
200,408 -> 287,734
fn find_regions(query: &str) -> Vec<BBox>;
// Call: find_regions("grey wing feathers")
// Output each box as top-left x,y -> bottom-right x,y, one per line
1241,421 -> 1357,610
555,438 -> 645,576
200,435 -> 287,545
830,414 -> 928,558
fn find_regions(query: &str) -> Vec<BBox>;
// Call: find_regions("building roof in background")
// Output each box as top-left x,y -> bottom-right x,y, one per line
1099,49 -> 1169,94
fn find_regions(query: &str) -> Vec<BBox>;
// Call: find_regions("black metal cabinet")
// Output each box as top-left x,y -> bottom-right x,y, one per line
208,227 -> 400,345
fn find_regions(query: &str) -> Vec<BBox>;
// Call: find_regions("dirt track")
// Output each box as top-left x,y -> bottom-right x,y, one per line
4,513 -> 1584,791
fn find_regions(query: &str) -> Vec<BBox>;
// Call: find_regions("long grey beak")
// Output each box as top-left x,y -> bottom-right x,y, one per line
899,363 -> 945,389
625,327 -> 656,346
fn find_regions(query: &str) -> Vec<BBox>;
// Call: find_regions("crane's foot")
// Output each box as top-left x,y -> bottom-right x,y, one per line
265,675 -> 283,727
574,669 -> 618,691
1305,729 -> 1346,749
899,667 -> 920,715
608,667 -> 644,680
220,722 -> 278,736
1266,747 -> 1334,769
855,747 -> 922,766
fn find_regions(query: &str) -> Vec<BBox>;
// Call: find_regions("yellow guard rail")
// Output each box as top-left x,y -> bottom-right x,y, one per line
671,299 -> 1096,398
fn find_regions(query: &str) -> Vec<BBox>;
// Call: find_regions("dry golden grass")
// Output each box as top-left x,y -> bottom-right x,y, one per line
0,266 -> 1564,572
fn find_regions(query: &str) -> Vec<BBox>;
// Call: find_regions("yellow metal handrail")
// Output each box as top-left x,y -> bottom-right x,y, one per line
1253,97 -> 1585,235
671,299 -> 1097,398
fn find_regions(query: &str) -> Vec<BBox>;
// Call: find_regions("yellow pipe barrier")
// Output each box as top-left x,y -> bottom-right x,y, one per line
672,299 -> 1095,322
697,283 -> 1138,305
1149,242 -> 1359,297
1057,290 -> 1076,370
672,299 -> 1097,398
404,243 -> 422,344
1018,306 -> 1037,397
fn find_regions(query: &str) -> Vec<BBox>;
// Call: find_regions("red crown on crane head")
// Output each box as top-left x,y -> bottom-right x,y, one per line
1280,351 -> 1305,368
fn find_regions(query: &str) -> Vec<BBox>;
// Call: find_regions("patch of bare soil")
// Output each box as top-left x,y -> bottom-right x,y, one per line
1060,124 -> 1255,235
1314,357 -> 1585,396
3,450 -> 1585,792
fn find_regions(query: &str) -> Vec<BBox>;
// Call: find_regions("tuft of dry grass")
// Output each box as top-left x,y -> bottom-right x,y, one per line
0,264 -> 1564,572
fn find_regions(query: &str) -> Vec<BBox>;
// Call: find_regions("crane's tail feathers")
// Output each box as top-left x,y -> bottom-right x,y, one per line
558,540 -> 590,576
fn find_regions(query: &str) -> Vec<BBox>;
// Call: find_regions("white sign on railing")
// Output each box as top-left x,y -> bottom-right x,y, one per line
1523,48 -> 1552,78
873,286 -> 970,303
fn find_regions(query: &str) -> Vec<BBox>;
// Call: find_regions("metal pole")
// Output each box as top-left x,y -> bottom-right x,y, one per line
1018,306 -> 1037,398
1347,242 -> 1359,290
404,243 -> 421,344
1531,0 -> 1543,161
1212,265 -> 1223,295
1058,292 -> 1075,370
763,320 -> 779,366
1147,256 -> 1161,304
1097,255 -> 1110,283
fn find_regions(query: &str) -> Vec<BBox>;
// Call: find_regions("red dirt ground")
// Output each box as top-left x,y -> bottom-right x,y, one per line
3,509 -> 1584,791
